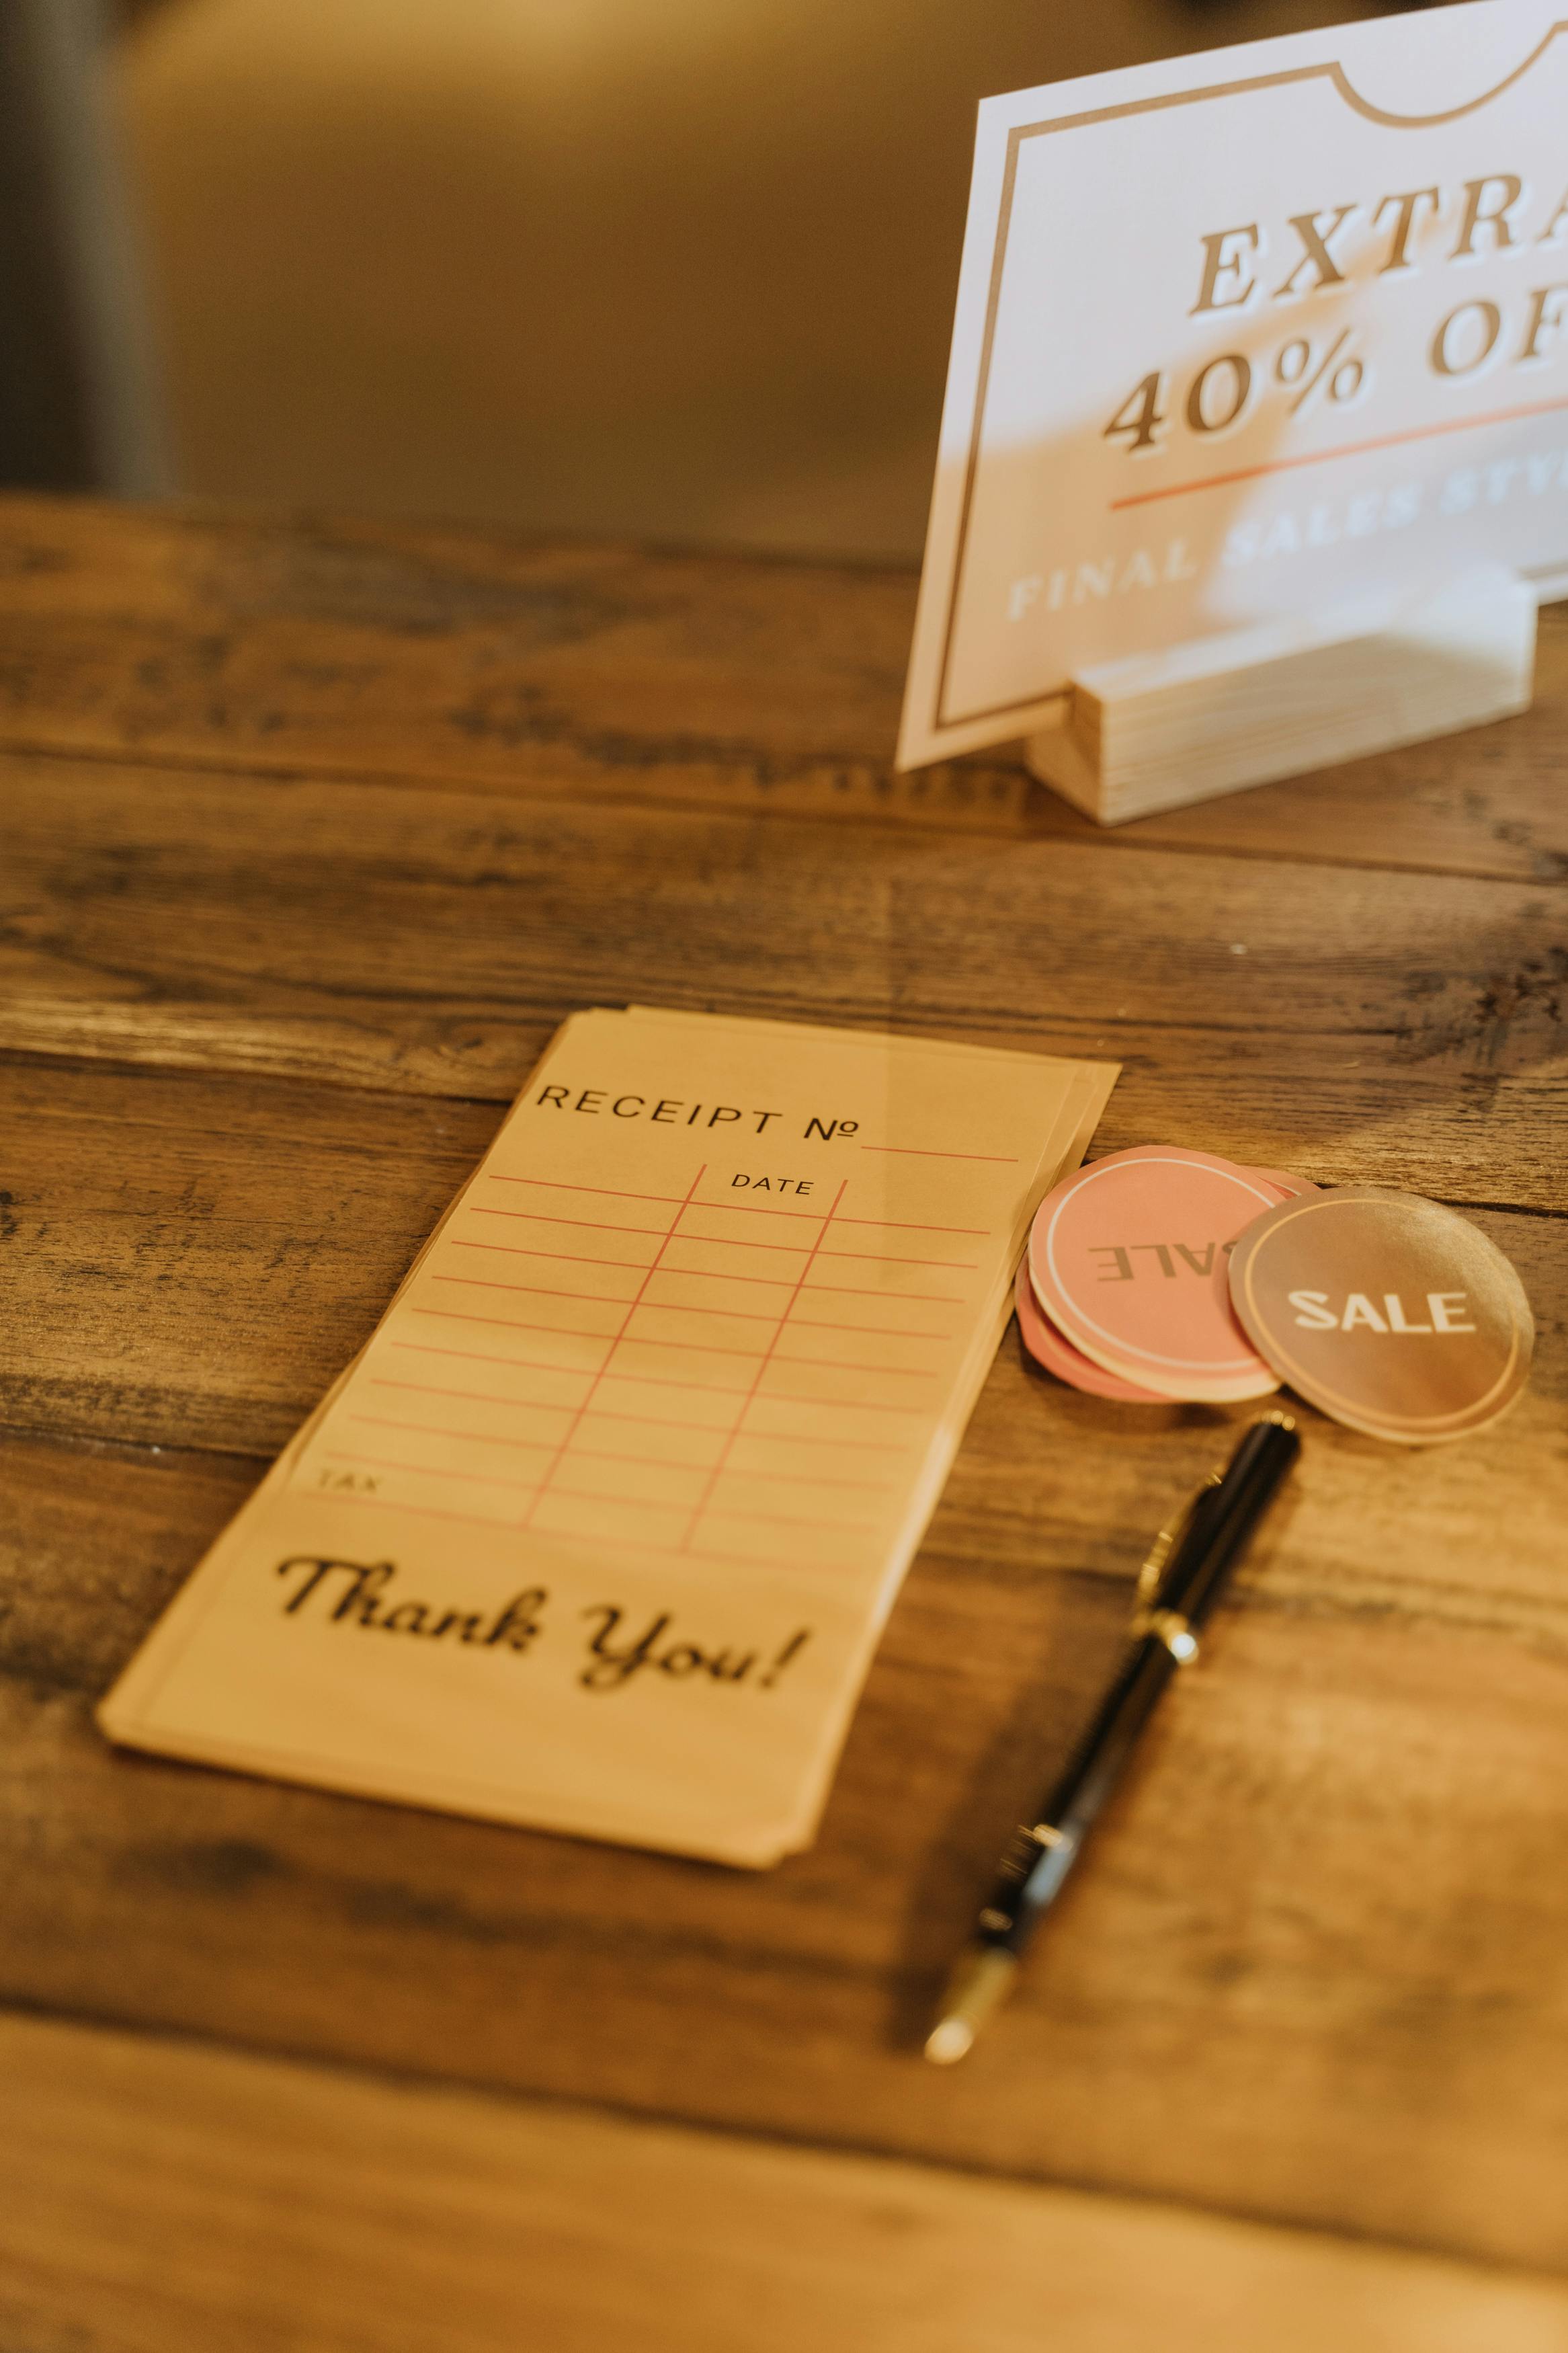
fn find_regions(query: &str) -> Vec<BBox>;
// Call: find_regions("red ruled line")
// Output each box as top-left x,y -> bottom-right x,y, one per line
618,1296 -> 774,1324
758,1394 -> 930,1416
860,1144 -> 1018,1162
837,1215 -> 989,1234
701,1507 -> 876,1533
352,1414 -> 556,1450
614,1334 -> 770,1360
393,1339 -> 604,1367
435,1277 -> 634,1300
384,1344 -> 594,1381
508,1523 -> 842,1570
567,1449 -> 892,1490
487,1174 -> 838,1228
401,1314 -> 618,1345
323,1451 -> 541,1492
675,1181 -> 848,1552
567,1407 -> 743,1437
315,1489 -> 527,1533
717,1466 -> 893,1492
472,1207 -> 667,1238
463,1230 -> 977,1269
489,1176 -> 683,1204
819,1248 -> 976,1268
544,1490 -> 872,1535
375,1374 -> 580,1406
581,1411 -> 911,1453
448,1244 -> 652,1271
437,1257 -> 965,1304
522,1165 -> 708,1527
780,1316 -> 952,1339
619,1329 -> 934,1370
802,1282 -> 965,1304
415,1288 -> 636,1312
688,1198 -> 820,1220
409,1318 -> 634,1337
728,1429 -> 912,1452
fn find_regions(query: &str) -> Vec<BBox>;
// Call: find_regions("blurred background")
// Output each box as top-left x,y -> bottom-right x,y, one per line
13,0 -> 1419,559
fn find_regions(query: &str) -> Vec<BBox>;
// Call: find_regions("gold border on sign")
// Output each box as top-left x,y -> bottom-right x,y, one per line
931,23 -> 1568,743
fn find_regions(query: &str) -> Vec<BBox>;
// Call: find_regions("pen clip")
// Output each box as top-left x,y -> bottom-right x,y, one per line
1132,1469 -> 1223,1614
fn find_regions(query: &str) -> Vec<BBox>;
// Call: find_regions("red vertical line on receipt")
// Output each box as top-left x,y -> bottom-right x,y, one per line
673,1177 -> 850,1554
518,1164 -> 708,1528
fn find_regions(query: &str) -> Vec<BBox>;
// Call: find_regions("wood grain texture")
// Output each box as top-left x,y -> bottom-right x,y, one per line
11,2014 -> 1568,2353
0,493 -> 1565,880
2,1166 -> 1564,2266
3,495 -> 1567,2309
3,755 -> 1565,1211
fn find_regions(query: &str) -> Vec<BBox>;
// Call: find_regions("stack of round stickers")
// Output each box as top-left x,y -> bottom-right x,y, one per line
1017,1148 -> 1533,1442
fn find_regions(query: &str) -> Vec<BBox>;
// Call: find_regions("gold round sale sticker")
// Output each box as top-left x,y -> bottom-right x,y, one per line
1228,1187 -> 1534,1445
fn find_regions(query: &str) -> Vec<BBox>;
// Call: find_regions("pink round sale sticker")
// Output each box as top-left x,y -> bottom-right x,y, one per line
1028,1146 -> 1280,1401
1013,1257 -> 1166,1402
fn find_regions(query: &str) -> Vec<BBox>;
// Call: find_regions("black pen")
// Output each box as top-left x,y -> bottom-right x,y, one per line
925,1410 -> 1300,2064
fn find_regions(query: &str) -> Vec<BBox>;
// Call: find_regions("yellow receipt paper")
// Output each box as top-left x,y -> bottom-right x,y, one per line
100,1009 -> 1117,1866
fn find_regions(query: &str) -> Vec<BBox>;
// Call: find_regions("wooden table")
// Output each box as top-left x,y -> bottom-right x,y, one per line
3,495 -> 1567,2352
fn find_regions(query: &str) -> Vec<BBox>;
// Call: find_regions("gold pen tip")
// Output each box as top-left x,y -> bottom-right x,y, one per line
922,1946 -> 1018,2065
923,2016 -> 976,2065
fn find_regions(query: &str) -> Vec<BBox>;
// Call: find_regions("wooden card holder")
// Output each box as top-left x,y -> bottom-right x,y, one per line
1024,563 -> 1537,828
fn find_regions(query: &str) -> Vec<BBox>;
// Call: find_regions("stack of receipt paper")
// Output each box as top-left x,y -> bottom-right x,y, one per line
101,1007 -> 1118,1866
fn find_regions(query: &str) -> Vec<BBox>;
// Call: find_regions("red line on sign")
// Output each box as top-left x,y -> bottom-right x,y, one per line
390,1343 -> 600,1374
1108,392 -> 1568,510
380,1350 -> 591,1383
774,1357 -> 934,1378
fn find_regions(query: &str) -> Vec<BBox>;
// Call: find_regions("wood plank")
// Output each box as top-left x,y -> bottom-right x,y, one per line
0,494 -> 1565,881
3,1168 -> 1565,2273
3,758 -> 1565,1211
10,2013 -> 1568,2353
2,1049 -> 1562,1458
0,1060 -> 501,1452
